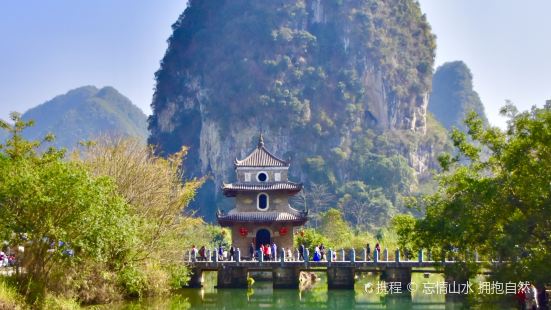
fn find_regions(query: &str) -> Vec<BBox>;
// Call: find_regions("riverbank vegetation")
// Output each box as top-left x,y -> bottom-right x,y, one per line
0,113 -> 208,308
395,103 -> 551,295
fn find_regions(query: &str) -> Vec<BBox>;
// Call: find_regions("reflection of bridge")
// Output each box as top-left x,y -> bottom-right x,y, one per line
190,282 -> 449,309
185,248 -> 488,291
192,282 -> 448,309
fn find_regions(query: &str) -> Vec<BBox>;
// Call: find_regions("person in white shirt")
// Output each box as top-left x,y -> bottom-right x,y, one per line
525,283 -> 539,310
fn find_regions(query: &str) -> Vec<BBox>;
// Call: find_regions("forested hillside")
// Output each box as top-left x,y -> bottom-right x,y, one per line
19,86 -> 148,148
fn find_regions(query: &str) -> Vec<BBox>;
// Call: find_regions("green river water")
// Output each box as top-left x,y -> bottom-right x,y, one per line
100,272 -> 513,309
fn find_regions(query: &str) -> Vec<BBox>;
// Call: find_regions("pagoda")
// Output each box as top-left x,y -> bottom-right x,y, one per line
217,134 -> 307,257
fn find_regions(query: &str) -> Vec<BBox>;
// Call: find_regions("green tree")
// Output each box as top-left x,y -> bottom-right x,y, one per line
410,104 -> 551,284
0,115 -> 205,306
338,181 -> 394,231
294,228 -> 329,253
78,137 -> 203,266
304,182 -> 336,228
319,209 -> 354,249
391,214 -> 417,259
0,113 -> 136,304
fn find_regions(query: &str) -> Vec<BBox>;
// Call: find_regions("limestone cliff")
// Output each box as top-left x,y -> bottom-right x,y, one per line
429,61 -> 488,131
148,0 -> 449,223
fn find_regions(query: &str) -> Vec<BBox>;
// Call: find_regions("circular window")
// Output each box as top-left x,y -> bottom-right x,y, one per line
257,193 -> 269,211
257,172 -> 268,182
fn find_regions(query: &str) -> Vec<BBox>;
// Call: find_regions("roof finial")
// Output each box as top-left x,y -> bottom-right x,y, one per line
258,133 -> 264,148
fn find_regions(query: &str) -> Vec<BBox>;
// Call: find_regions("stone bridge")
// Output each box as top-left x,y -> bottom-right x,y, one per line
185,248 -> 490,290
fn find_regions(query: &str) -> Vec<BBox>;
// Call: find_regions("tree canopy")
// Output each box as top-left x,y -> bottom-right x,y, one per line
408,103 -> 551,284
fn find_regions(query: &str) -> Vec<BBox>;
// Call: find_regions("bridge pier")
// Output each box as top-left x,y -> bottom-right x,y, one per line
187,267 -> 204,288
216,266 -> 248,288
327,266 -> 355,289
273,266 -> 301,289
383,267 -> 412,291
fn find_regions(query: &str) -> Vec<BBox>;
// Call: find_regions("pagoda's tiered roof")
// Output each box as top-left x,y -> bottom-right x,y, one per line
234,134 -> 289,167
222,182 -> 302,197
217,208 -> 308,227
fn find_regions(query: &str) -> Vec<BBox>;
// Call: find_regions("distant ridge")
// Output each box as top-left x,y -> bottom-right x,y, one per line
429,61 -> 488,131
17,86 -> 148,148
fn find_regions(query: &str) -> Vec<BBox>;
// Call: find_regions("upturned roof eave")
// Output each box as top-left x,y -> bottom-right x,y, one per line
234,145 -> 290,167
221,182 -> 303,197
222,188 -> 302,197
216,215 -> 308,227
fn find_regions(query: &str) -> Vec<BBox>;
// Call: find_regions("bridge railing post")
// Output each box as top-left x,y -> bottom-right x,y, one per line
295,249 -> 300,261
304,248 -> 310,263
340,249 -> 345,262
418,249 -> 423,263
207,250 -> 211,262
280,248 -> 285,265
374,249 -> 379,263
192,250 -> 197,262
474,250 -> 479,262
395,249 -> 400,262
350,249 -> 356,263
362,248 -> 367,262
328,249 -> 333,265
214,248 -> 219,262
259,249 -> 264,262
236,248 -> 241,263
383,249 -> 388,262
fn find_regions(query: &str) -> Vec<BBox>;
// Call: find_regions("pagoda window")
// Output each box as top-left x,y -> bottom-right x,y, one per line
257,193 -> 269,211
257,171 -> 268,182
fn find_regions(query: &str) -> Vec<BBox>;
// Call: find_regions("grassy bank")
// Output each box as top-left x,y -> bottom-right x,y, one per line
0,277 -> 25,309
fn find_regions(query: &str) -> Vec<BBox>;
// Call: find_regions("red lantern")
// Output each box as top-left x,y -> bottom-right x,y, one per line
239,227 -> 248,237
279,227 -> 289,236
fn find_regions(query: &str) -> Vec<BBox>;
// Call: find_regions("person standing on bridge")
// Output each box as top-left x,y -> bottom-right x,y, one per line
199,246 -> 206,261
249,242 -> 255,261
319,244 -> 326,261
265,243 -> 271,261
375,242 -> 381,257
299,244 -> 305,261
229,245 -> 235,261
313,246 -> 321,261
271,242 -> 277,261
191,245 -> 198,261
218,244 -> 224,261
367,243 -> 372,260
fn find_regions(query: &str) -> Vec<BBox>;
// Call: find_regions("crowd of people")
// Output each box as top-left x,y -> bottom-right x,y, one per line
190,241 -> 385,262
0,250 -> 16,267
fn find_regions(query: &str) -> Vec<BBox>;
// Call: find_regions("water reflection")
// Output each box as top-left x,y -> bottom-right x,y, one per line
104,272 -> 472,309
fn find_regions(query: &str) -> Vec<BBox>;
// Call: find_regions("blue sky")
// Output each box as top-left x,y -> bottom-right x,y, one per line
0,1 -> 549,128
